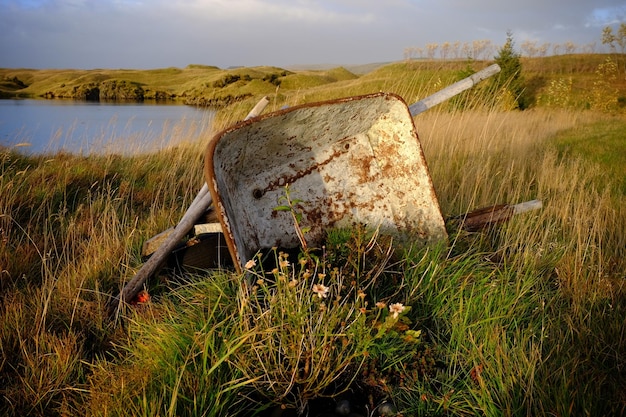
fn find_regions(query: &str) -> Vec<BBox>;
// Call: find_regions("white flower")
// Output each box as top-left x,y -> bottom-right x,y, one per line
312,283 -> 330,299
244,259 -> 257,270
389,303 -> 405,319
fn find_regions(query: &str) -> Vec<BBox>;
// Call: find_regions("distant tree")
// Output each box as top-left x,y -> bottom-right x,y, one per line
426,43 -> 439,60
582,42 -> 597,54
493,31 -> 526,109
564,41 -> 577,54
462,42 -> 472,58
602,23 -> 626,53
404,47 -> 412,60
521,40 -> 538,57
472,40 -> 493,60
619,23 -> 626,53
440,42 -> 451,60
602,26 -> 616,51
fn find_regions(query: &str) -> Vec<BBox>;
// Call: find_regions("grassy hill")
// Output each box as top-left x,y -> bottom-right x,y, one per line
2,54 -> 625,112
0,64 -> 357,103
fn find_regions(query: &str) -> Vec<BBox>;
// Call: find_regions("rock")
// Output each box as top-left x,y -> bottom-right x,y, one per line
335,399 -> 351,416
376,401 -> 397,416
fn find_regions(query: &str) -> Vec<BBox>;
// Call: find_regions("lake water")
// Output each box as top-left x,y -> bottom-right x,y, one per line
0,99 -> 214,155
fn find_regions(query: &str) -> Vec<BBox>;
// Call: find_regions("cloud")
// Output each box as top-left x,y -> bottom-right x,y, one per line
0,0 -> 623,69
588,5 -> 626,27
126,0 -> 377,25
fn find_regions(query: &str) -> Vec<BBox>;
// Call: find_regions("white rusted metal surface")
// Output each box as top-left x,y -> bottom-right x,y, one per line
205,92 -> 447,270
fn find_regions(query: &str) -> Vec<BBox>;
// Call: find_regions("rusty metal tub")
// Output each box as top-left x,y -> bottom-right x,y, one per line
204,92 -> 447,271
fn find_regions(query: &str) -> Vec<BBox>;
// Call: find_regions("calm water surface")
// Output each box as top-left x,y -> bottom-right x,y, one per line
0,99 -> 214,155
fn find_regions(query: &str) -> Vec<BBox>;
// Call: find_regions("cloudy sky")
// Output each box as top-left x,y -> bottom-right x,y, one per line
1,0 -> 624,69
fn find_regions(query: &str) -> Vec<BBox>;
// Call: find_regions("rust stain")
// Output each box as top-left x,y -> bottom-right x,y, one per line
259,141 -> 352,196
349,151 -> 375,185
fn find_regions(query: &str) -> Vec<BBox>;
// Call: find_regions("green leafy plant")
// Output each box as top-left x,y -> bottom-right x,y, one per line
235,247 -> 415,413
273,184 -> 311,252
588,57 -> 619,111
227,189 -> 420,413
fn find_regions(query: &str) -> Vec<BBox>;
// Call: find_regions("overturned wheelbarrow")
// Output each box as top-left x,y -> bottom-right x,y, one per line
111,64 -> 501,312
205,92 -> 447,271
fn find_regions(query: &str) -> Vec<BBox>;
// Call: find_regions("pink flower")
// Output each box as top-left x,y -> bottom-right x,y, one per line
312,283 -> 330,299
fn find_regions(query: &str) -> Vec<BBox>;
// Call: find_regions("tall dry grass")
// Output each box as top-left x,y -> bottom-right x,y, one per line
409,107 -> 626,416
0,118 -> 215,415
1,82 -> 625,416
419,108 -> 625,280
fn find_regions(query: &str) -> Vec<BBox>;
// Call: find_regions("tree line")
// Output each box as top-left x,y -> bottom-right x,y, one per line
404,23 -> 626,61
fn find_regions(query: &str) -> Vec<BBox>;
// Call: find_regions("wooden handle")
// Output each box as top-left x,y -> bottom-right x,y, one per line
409,64 -> 501,116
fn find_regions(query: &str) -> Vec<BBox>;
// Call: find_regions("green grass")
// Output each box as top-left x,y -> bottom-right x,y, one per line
550,118 -> 626,195
1,58 -> 626,416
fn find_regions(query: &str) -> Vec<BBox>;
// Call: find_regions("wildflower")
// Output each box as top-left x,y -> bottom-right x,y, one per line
357,290 -> 366,299
136,290 -> 150,303
389,302 -> 405,319
256,279 -> 265,286
289,278 -> 298,288
375,301 -> 387,309
279,259 -> 290,268
312,283 -> 330,299
318,273 -> 326,280
244,259 -> 257,270
131,290 -> 150,305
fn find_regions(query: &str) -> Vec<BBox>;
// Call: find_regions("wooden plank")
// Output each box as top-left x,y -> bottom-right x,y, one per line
140,210 -> 220,258
141,227 -> 175,258
193,223 -> 223,235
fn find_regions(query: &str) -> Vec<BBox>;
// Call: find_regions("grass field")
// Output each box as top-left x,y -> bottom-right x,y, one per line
3,53 -> 626,109
1,56 -> 626,416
